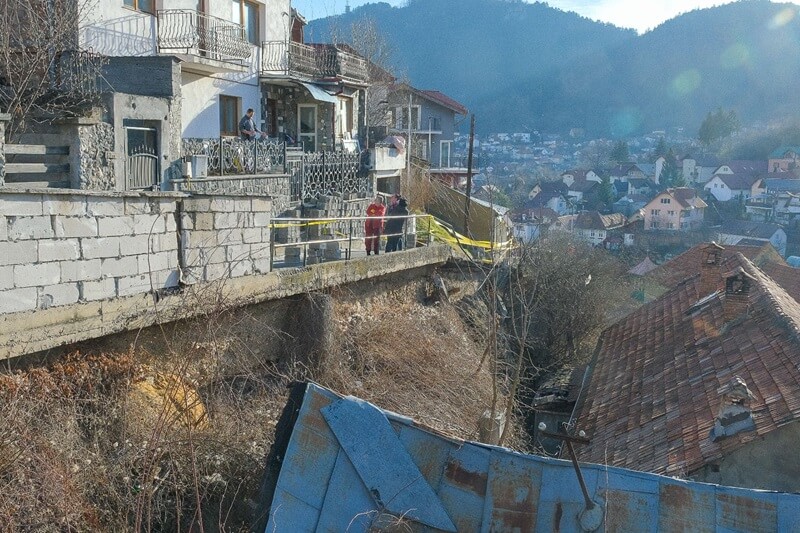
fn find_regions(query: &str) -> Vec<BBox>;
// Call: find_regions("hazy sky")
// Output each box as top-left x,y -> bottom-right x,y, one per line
291,0 -> 787,33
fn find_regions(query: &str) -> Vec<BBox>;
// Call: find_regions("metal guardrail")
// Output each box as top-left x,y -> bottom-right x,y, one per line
269,214 -> 431,270
260,41 -> 368,82
182,137 -> 286,175
157,9 -> 251,62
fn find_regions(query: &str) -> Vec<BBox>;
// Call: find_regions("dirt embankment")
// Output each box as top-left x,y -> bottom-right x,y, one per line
0,268 -> 516,531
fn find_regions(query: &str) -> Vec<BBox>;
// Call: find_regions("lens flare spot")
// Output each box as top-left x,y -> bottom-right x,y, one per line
769,7 -> 796,29
671,69 -> 701,96
609,108 -> 642,137
720,43 -> 750,68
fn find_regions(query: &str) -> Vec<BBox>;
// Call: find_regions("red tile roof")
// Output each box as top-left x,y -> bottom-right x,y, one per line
646,242 -> 784,289
761,262 -> 800,302
417,90 -> 468,115
575,253 -> 800,476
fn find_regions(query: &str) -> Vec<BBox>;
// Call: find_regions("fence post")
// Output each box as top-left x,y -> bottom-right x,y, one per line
253,138 -> 258,174
219,135 -> 225,177
0,113 -> 9,187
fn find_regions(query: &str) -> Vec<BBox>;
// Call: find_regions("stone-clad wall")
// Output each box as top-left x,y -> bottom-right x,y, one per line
172,176 -> 290,217
179,194 -> 272,284
0,189 -> 273,315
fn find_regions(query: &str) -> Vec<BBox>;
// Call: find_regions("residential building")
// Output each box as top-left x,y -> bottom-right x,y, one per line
526,181 -> 570,215
643,187 -> 706,231
717,220 -> 787,257
575,246 -> 800,492
560,169 -> 601,187
704,174 -> 763,201
768,146 -> 800,172
681,155 -> 719,185
386,83 -> 468,186
510,207 -> 558,242
569,210 -> 630,248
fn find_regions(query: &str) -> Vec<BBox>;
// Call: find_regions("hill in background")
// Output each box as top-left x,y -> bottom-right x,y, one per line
308,0 -> 800,136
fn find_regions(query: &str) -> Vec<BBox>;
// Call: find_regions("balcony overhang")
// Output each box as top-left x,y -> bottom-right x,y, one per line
169,54 -> 248,75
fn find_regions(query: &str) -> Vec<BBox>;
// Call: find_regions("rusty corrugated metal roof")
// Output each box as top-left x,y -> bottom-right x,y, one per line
261,382 -> 800,532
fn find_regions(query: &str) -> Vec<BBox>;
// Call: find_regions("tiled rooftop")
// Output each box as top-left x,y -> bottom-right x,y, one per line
575,253 -> 800,477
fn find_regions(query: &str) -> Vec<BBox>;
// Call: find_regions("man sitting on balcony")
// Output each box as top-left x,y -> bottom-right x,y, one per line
239,109 -> 266,140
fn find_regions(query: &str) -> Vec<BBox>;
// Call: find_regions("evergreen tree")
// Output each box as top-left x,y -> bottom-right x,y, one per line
610,140 -> 629,164
652,137 -> 668,161
699,108 -> 741,147
597,174 -> 614,210
659,148 -> 685,188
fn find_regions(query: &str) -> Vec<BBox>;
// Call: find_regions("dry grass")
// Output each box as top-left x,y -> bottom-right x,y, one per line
0,275 -> 514,531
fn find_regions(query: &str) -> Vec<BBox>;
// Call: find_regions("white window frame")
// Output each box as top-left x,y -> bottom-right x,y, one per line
298,104 -> 317,152
393,105 -> 421,130
439,140 -> 452,168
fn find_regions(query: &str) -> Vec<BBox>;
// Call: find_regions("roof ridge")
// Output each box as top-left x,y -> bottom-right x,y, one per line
735,253 -> 800,342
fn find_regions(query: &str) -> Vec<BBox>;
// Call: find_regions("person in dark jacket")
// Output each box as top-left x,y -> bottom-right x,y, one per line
384,197 -> 409,253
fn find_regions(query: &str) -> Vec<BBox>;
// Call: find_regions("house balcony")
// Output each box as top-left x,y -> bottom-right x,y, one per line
156,10 -> 251,74
370,144 -> 406,174
260,41 -> 368,84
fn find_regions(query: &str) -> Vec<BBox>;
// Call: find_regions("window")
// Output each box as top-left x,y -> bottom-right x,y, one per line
124,0 -> 154,14
393,105 -> 420,130
651,209 -> 660,216
440,140 -> 452,167
660,198 -> 670,204
667,210 -> 675,216
298,104 -> 317,152
232,0 -> 259,45
219,95 -> 241,136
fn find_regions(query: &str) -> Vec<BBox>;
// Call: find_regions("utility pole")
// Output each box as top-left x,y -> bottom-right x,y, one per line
463,114 -> 475,238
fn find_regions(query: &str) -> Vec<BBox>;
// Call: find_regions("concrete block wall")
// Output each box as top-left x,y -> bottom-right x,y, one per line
0,189 -> 183,314
180,194 -> 272,284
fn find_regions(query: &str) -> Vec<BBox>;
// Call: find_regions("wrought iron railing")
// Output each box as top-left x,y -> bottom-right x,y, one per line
181,138 -> 371,201
157,9 -> 252,62
260,41 -> 368,82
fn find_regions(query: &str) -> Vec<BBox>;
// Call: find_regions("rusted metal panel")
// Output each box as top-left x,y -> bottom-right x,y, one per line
321,397 -> 456,531
263,383 -> 800,533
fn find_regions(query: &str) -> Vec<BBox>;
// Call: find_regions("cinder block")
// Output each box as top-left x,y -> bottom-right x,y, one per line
98,216 -> 135,237
165,214 -> 177,233
39,283 -> 80,308
0,266 -> 13,290
133,214 -> 166,234
181,230 -> 217,249
0,287 -> 38,313
14,262 -> 60,287
39,239 -> 81,262
101,256 -> 138,277
151,233 -> 178,253
194,212 -> 214,230
180,213 -> 194,230
234,199 -> 251,212
253,212 -> 270,227
0,217 -> 7,241
251,245 -> 270,261
242,227 -> 262,244
138,251 -> 172,273
210,198 -> 235,212
182,245 -> 223,267
229,258 -> 253,278
117,274 -> 151,297
61,259 -> 102,283
203,262 -> 228,281
217,228 -> 243,244
252,198 -> 271,212
159,200 -> 178,213
0,240 -> 38,266
122,234 -> 152,256
182,197 -> 212,212
87,198 -> 125,217
8,216 -> 55,240
81,237 -> 120,259
81,278 -> 117,301
0,195 -> 44,216
226,243 -> 251,263
253,257 -> 271,274
124,198 -> 151,215
150,269 -> 180,289
214,212 -> 240,229
55,216 -> 98,238
43,196 -> 86,216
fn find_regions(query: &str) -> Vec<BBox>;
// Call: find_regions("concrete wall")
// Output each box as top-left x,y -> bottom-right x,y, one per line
180,194 -> 272,284
172,176 -> 292,217
0,189 -> 182,315
0,189 -> 275,318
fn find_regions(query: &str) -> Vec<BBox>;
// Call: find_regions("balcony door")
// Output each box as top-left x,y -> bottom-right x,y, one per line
298,104 -> 317,152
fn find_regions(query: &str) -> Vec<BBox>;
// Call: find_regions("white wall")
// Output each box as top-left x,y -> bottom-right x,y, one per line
705,178 -> 733,201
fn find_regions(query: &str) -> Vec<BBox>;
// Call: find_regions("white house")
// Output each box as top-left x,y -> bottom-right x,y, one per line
717,221 -> 787,257
704,174 -> 762,202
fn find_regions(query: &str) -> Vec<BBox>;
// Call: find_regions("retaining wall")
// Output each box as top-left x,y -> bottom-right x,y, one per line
0,189 -> 273,316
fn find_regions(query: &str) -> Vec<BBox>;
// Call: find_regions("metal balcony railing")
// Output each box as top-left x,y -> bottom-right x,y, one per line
260,41 -> 368,82
157,9 -> 252,62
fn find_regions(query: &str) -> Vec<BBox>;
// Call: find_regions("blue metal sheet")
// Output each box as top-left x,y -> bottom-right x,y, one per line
437,443 -> 492,531
715,485 -> 778,532
316,449 -> 381,533
321,397 -> 457,532
264,383 -> 800,533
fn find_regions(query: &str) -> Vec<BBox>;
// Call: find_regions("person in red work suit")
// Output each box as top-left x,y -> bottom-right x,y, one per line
364,195 -> 386,255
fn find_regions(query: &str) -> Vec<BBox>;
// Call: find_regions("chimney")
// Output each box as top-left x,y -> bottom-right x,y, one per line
723,269 -> 754,322
710,376 -> 756,442
699,242 -> 724,296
